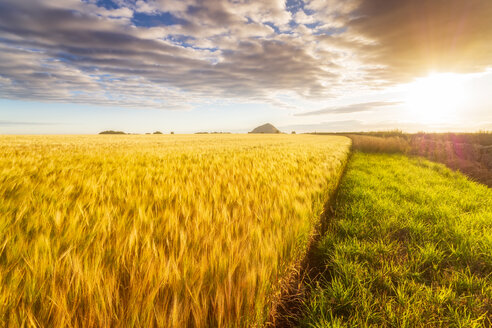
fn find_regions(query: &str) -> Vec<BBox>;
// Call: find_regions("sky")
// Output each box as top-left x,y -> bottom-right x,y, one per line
0,0 -> 491,134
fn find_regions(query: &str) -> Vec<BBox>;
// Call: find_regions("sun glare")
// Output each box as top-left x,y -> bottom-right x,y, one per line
405,73 -> 468,124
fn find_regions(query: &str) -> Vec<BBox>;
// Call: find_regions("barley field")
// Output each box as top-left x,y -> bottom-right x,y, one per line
0,134 -> 350,327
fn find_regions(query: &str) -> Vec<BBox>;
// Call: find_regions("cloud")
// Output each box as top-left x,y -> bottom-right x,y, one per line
280,119 -> 492,133
0,0 -> 491,110
282,119 -> 363,132
0,0 -> 344,108
296,101 -> 402,116
346,0 -> 492,82
0,120 -> 58,126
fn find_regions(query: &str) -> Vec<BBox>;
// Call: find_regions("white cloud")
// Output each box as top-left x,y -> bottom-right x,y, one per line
0,0 -> 491,111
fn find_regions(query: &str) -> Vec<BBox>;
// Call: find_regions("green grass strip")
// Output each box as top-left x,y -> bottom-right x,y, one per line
300,153 -> 492,328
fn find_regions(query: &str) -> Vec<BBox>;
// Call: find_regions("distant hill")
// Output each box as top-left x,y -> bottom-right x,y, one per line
99,130 -> 126,135
250,123 -> 281,134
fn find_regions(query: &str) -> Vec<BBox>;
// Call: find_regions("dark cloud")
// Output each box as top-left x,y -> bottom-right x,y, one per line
296,101 -> 402,116
0,0 -> 342,107
348,0 -> 492,81
0,0 -> 491,109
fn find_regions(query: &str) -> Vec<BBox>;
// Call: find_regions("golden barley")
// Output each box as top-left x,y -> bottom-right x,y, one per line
0,134 -> 350,327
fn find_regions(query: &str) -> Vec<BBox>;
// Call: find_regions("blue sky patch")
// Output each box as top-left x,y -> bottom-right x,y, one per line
286,0 -> 304,14
132,12 -> 188,27
305,22 -> 321,29
94,0 -> 120,10
264,22 -> 281,34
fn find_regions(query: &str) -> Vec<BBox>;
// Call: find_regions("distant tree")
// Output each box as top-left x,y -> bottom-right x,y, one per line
99,130 -> 126,135
153,131 -> 163,134
291,131 -> 296,134
170,131 -> 174,134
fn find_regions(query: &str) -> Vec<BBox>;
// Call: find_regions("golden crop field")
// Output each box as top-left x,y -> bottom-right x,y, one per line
0,134 -> 350,327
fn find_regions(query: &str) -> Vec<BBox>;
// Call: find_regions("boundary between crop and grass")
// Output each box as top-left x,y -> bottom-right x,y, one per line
267,141 -> 353,327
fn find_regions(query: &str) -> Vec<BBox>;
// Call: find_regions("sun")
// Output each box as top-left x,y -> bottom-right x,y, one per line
404,73 -> 467,124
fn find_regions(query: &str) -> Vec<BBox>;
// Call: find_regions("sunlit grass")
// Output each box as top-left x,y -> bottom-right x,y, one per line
346,132 -> 492,187
300,153 -> 492,327
0,134 -> 350,327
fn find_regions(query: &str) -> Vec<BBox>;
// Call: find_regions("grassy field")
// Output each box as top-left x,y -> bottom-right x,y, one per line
300,153 -> 492,327
339,132 -> 492,187
0,134 -> 350,327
